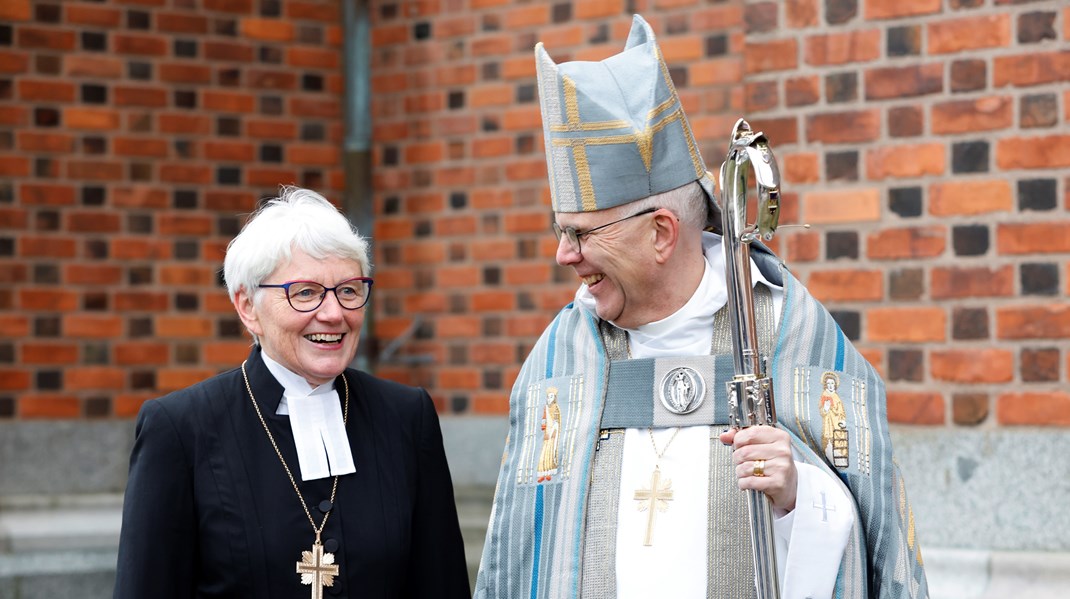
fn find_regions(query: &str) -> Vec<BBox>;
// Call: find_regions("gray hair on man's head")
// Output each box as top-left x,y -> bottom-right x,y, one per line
223,185 -> 371,308
627,181 -> 709,231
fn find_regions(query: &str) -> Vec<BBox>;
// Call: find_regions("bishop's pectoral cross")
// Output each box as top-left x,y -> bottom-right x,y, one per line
296,540 -> 339,599
634,466 -> 673,546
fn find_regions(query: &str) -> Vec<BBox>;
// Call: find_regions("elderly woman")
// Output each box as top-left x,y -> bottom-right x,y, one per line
114,187 -> 470,598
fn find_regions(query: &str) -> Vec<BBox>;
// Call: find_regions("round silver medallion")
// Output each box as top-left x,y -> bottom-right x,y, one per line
658,366 -> 705,415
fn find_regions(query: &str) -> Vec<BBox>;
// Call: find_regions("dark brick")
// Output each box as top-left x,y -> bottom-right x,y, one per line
1017,11 -> 1056,44
81,31 -> 107,52
1017,178 -> 1056,212
746,2 -> 778,33
483,316 -> 502,337
952,393 -> 988,426
1021,347 -> 1059,382
300,123 -> 324,141
35,3 -> 61,22
482,370 -> 502,389
825,151 -> 858,182
952,224 -> 988,256
0,397 -> 14,418
175,90 -> 197,109
483,266 -> 500,286
826,0 -> 857,24
175,39 -> 197,57
448,90 -> 464,109
887,26 -> 920,57
217,166 -> 241,185
129,61 -> 152,80
826,72 -> 857,103
826,231 -> 858,260
218,318 -> 243,338
174,189 -> 198,209
952,307 -> 988,340
131,370 -> 155,390
260,144 -> 283,163
33,264 -> 59,284
516,83 -> 536,103
85,397 -> 111,418
449,192 -> 466,209
259,46 -> 282,64
706,34 -> 728,57
889,186 -> 923,217
34,316 -> 60,337
82,186 -> 106,206
301,74 -> 323,91
552,3 -> 571,23
260,0 -> 280,17
260,95 -> 283,115
1020,93 -> 1057,128
889,268 -> 924,300
1020,262 -> 1058,296
126,9 -> 150,29
84,292 -> 108,311
888,348 -> 923,382
175,240 -> 199,260
128,213 -> 152,234
829,310 -> 859,341
34,107 -> 59,127
952,140 -> 989,173
950,59 -> 986,93
413,22 -> 431,40
481,62 -> 499,81
450,395 -> 469,413
35,210 -> 60,231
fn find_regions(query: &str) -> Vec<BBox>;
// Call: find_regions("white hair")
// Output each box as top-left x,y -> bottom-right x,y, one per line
223,186 -> 371,309
627,181 -> 709,230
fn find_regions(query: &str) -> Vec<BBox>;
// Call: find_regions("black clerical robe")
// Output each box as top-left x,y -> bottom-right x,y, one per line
114,346 -> 470,598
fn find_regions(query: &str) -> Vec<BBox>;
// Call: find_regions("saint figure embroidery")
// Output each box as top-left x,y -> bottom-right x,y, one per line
820,371 -> 849,469
536,386 -> 562,482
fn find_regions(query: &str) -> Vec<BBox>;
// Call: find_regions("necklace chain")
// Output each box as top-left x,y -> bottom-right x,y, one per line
647,427 -> 680,463
242,360 -> 348,539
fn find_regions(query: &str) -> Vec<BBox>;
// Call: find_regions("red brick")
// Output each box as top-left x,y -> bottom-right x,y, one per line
65,264 -> 122,286
574,0 -> 620,19
997,392 -> 1070,426
66,367 -> 126,391
933,349 -> 1014,383
17,79 -> 75,102
0,0 -> 31,20
931,96 -> 1013,134
157,12 -> 209,34
996,305 -> 1070,340
202,90 -> 256,113
805,270 -> 883,302
204,40 -> 255,62
64,315 -> 123,338
867,307 -> 946,342
0,315 -> 30,337
867,226 -> 946,260
864,143 -> 945,180
504,263 -> 551,285
19,183 -> 75,205
745,39 -> 798,74
156,317 -> 214,339
159,113 -> 212,135
159,265 -> 215,286
803,188 -> 881,224
929,179 -> 1013,216
204,341 -> 250,366
20,395 -> 80,419
240,18 -> 294,42
64,107 -> 121,131
996,135 -> 1070,170
158,214 -> 213,236
114,33 -> 168,56
18,27 -> 76,51
114,291 -> 169,312
931,265 -> 1014,299
20,236 -> 77,258
997,223 -> 1070,255
471,393 -> 509,415
865,0 -> 940,20
159,62 -> 213,85
805,30 -> 881,66
114,137 -> 169,158
993,52 -> 1070,88
864,64 -> 942,100
66,160 -> 124,181
0,370 -> 31,391
115,342 -> 170,366
928,15 -> 1011,54
204,140 -> 256,162
111,238 -> 171,260
887,392 -> 944,425
806,110 -> 880,144
503,4 -> 548,29
112,186 -> 169,209
22,342 -> 78,365
158,369 -> 215,392
0,51 -> 29,76
785,76 -> 820,107
787,0 -> 819,27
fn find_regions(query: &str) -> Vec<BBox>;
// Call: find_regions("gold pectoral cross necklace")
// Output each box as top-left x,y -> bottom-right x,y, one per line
634,427 -> 680,546
243,361 -> 349,599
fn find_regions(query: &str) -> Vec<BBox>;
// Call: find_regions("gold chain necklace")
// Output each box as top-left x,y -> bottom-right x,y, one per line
633,427 -> 680,546
242,360 -> 349,599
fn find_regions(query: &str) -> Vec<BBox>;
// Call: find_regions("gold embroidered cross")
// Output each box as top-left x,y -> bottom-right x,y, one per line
296,541 -> 339,599
634,466 -> 673,546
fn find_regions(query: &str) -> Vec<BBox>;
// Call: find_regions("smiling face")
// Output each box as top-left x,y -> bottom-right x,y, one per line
554,208 -> 661,329
234,249 -> 365,386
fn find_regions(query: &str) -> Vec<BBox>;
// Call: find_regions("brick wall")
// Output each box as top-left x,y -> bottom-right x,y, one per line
0,0 -> 346,418
2,0 -> 1067,429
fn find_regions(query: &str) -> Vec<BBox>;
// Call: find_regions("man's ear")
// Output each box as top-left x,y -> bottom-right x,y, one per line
233,287 -> 263,338
651,209 -> 680,264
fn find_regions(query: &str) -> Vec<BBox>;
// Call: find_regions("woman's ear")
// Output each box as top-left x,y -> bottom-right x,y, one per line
233,287 -> 263,337
651,209 -> 680,264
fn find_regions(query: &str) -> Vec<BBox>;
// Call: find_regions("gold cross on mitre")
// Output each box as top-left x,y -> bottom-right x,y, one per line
296,541 -> 339,599
634,466 -> 674,546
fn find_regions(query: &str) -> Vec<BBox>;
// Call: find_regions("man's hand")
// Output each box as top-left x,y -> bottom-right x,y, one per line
719,425 -> 798,513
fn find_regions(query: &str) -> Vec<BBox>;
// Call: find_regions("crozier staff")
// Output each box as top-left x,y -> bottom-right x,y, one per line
473,15 -> 928,599
114,186 -> 470,599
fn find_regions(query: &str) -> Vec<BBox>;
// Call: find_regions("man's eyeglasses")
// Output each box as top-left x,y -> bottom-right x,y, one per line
552,207 -> 658,255
258,277 -> 374,312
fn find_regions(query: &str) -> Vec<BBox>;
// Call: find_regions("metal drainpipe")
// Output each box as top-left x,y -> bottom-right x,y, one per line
343,0 -> 376,373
